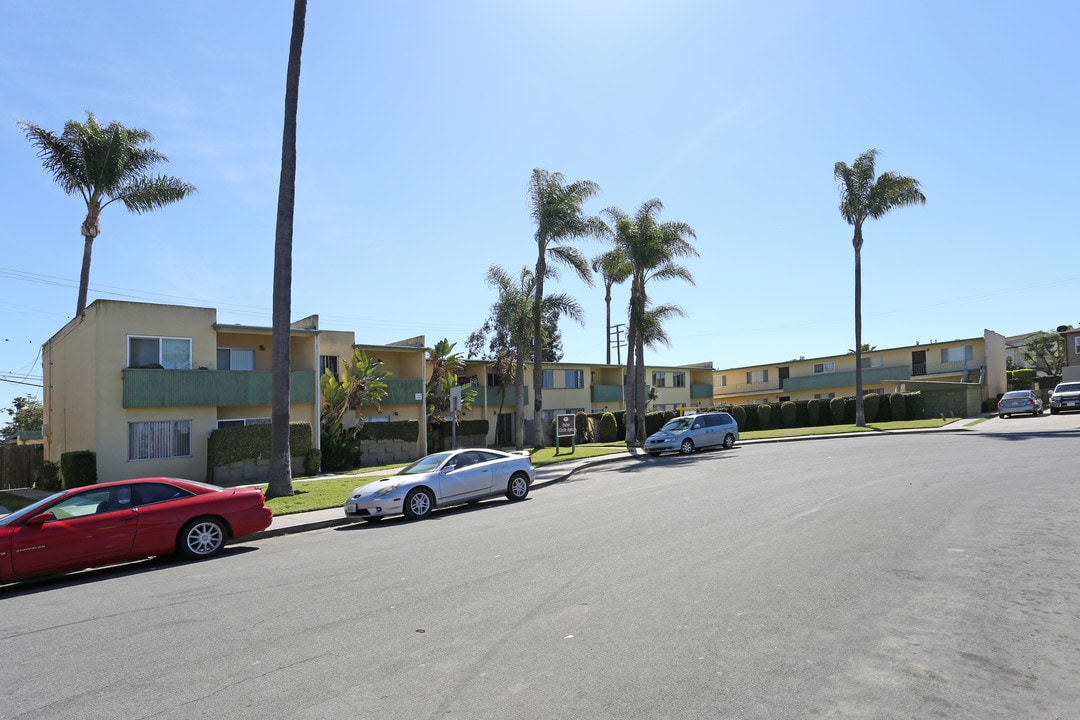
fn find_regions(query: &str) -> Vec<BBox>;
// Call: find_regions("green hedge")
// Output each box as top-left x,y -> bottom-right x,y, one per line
357,420 -> 419,442
598,412 -> 618,442
60,450 -> 97,488
208,422 -> 313,467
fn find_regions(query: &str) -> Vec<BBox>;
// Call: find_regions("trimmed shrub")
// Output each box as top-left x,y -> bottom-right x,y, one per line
730,404 -> 747,430
575,411 -> 594,443
645,411 -> 669,436
37,460 -> 62,491
828,397 -> 846,425
303,448 -> 322,477
60,450 -> 97,488
806,398 -> 821,426
209,422 -> 312,466
905,391 -> 923,419
757,403 -> 772,430
890,392 -> 907,421
780,401 -> 797,428
357,420 -> 420,442
598,412 -> 618,443
862,393 -> 880,423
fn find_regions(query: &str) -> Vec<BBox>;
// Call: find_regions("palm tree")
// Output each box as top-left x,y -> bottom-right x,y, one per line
592,248 -> 631,364
835,149 -> 925,427
266,0 -> 307,500
480,265 -> 584,449
19,113 -> 196,318
527,169 -> 606,448
604,199 -> 698,444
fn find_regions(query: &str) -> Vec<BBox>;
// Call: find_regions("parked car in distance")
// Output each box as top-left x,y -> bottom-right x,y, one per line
0,478 -> 272,583
997,390 -> 1043,418
645,412 -> 740,456
344,448 -> 535,522
1049,382 -> 1080,414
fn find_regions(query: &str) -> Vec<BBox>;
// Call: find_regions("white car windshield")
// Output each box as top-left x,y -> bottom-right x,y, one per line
1056,383 -> 1080,393
399,452 -> 454,475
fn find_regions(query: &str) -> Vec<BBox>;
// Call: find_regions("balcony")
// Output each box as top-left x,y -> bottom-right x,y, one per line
782,365 -> 910,392
383,378 -> 425,405
123,368 -> 317,408
690,383 -> 713,399
729,380 -> 781,394
591,384 -> 624,403
473,385 -> 530,407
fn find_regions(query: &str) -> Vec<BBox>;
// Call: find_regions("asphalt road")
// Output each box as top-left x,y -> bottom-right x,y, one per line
3,415 -> 1079,719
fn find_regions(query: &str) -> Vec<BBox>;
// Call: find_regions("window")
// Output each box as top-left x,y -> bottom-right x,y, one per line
128,336 -> 191,369
129,420 -> 191,460
217,348 -> 255,371
814,392 -> 835,399
652,372 -> 666,387
320,355 -> 339,377
1073,337 -> 1079,354
747,369 -> 769,384
542,370 -> 555,388
672,372 -> 686,388
217,417 -> 269,429
859,356 -> 882,369
941,345 -> 974,363
720,375 -> 727,387
813,362 -> 835,374
136,482 -> 192,505
565,369 -> 584,389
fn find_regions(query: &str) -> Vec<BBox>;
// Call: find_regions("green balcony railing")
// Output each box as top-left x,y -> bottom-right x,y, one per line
781,364 -> 911,392
690,383 -> 713,399
123,368 -> 317,408
591,384 -> 624,403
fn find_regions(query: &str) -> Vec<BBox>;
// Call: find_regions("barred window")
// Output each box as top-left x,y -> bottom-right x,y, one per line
129,420 -> 192,461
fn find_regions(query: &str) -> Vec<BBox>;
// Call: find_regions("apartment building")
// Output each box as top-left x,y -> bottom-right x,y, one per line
1060,326 -> 1080,382
713,331 -> 1007,410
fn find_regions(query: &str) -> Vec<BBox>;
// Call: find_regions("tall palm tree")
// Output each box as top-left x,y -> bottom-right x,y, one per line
266,0 -> 307,500
592,248 -> 631,364
20,113 -> 196,317
527,169 -> 606,448
482,265 -> 584,449
835,149 -> 925,427
604,199 -> 698,444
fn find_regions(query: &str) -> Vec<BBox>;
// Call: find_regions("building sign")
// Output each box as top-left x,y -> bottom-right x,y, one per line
556,413 -> 576,438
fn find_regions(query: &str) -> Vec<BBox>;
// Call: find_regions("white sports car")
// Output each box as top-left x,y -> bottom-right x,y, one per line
344,448 -> 534,522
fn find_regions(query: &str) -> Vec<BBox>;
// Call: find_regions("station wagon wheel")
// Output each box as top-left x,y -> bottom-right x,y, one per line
506,473 -> 530,501
722,433 -> 736,449
680,438 -> 695,455
403,488 -> 434,520
178,517 -> 227,559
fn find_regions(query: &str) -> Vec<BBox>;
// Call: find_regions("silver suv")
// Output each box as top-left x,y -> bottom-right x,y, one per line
645,412 -> 739,456
1049,382 -> 1080,414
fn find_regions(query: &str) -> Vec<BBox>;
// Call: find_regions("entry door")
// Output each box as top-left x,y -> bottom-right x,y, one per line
911,350 -> 927,376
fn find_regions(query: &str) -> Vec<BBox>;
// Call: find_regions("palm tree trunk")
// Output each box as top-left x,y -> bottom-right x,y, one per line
532,254 -> 546,448
75,234 -> 94,318
514,352 -> 526,450
853,227 -> 865,427
624,319 -> 637,444
266,0 -> 306,500
604,284 -> 612,365
635,335 -> 646,439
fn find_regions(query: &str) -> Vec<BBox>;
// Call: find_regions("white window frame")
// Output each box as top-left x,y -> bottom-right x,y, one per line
129,420 -> 192,460
217,417 -> 270,429
748,369 -> 769,384
720,375 -> 727,387
941,345 -> 974,363
813,362 -> 835,374
217,347 -> 256,371
128,336 -> 192,370
672,372 -> 686,388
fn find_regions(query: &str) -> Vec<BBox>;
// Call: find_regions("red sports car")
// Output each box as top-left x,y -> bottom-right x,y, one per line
0,477 -> 272,583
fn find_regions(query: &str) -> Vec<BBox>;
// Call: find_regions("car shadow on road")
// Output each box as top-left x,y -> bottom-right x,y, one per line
333,497 -> 532,531
971,428 -> 1080,442
0,546 -> 260,597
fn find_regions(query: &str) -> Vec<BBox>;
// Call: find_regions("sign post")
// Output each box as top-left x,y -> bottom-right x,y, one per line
555,413 -> 576,455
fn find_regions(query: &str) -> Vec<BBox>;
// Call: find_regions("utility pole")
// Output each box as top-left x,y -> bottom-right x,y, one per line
610,323 -> 626,366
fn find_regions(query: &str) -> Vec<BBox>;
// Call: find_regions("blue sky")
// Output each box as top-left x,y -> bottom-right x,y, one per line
2,0 -> 1078,413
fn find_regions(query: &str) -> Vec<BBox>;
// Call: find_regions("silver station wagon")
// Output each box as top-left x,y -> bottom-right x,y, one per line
645,412 -> 739,457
